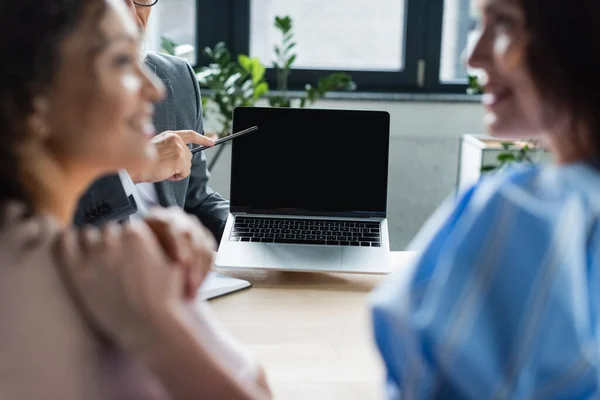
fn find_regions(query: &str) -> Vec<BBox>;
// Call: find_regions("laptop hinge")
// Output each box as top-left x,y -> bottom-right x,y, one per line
231,208 -> 385,219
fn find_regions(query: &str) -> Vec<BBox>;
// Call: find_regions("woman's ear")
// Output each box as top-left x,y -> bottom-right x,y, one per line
28,96 -> 51,140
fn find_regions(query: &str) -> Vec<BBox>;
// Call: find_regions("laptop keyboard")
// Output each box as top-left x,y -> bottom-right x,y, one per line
229,217 -> 381,247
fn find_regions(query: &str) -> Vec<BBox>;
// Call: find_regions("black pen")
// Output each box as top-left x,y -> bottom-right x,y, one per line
192,126 -> 259,154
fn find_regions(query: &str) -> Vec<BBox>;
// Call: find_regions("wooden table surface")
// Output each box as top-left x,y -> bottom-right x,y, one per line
210,252 -> 416,400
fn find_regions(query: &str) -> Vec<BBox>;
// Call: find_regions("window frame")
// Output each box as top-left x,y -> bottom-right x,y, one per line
194,0 -> 470,95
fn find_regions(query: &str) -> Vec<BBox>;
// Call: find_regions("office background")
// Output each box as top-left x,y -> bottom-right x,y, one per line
146,0 -> 484,250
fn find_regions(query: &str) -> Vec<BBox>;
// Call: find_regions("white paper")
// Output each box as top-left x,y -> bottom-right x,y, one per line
198,272 -> 251,301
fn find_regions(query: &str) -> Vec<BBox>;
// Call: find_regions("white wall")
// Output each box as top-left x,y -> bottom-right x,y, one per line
204,99 -> 485,250
312,98 -> 484,137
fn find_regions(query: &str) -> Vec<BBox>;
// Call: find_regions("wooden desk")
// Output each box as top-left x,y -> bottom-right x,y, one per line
211,252 -> 416,400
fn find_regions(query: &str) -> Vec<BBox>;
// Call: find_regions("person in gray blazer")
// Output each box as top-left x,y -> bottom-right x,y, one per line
74,0 -> 229,243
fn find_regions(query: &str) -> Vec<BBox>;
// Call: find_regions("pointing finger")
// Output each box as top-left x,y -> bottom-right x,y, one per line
175,130 -> 215,147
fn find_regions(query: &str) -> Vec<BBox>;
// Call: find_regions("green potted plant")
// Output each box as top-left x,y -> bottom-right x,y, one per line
465,74 -> 540,172
466,74 -> 482,95
158,39 -> 268,171
194,43 -> 268,170
160,14 -> 356,170
159,38 -> 269,140
480,141 -> 538,172
195,43 -> 269,140
268,16 -> 356,108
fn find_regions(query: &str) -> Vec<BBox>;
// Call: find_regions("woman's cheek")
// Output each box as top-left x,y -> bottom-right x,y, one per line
121,73 -> 142,94
494,32 -> 525,73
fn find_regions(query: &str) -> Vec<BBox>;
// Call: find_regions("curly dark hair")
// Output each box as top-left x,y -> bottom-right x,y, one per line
0,0 -> 106,214
522,0 -> 600,144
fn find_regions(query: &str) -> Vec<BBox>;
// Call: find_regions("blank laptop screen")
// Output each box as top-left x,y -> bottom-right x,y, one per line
230,107 -> 390,216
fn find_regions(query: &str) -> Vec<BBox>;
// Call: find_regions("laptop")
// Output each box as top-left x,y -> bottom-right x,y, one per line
215,106 -> 391,274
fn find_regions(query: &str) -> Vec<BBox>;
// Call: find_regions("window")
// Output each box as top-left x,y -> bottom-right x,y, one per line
185,0 -> 477,94
439,0 -> 478,83
147,0 -> 197,65
250,0 -> 406,71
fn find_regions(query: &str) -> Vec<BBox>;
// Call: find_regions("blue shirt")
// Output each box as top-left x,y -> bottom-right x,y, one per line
371,163 -> 600,399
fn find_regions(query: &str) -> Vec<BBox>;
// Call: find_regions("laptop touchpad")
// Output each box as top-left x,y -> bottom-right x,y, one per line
264,245 -> 342,271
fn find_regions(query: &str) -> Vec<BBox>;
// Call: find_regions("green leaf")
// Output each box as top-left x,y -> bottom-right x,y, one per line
253,63 -> 266,84
275,16 -> 292,33
238,56 -> 266,84
196,70 -> 212,84
285,54 -> 297,69
467,74 -> 482,95
203,42 -> 232,66
307,89 -> 319,104
269,95 -> 292,108
240,79 -> 253,92
203,46 -> 214,58
497,152 -> 517,162
254,82 -> 269,99
237,54 -> 267,85
303,73 -> 356,105
161,36 -> 177,55
481,165 -> 498,172
283,32 -> 294,43
274,16 -> 285,29
224,72 -> 242,90
285,42 -> 297,53
238,54 -> 252,71
269,96 -> 289,108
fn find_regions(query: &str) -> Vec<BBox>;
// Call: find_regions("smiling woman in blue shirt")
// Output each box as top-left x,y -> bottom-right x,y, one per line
371,0 -> 600,398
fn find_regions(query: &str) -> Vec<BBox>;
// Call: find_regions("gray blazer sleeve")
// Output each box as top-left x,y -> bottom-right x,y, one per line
183,62 -> 230,243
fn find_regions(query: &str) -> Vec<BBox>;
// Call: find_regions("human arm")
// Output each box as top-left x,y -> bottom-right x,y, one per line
181,61 -> 230,243
371,173 -> 599,399
74,130 -> 216,228
132,303 -> 270,400
74,173 -> 137,226
57,211 -> 270,399
126,129 -> 215,184
141,208 -> 271,395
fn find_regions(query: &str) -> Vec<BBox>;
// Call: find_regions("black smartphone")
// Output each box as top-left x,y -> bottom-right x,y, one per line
191,125 -> 258,154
